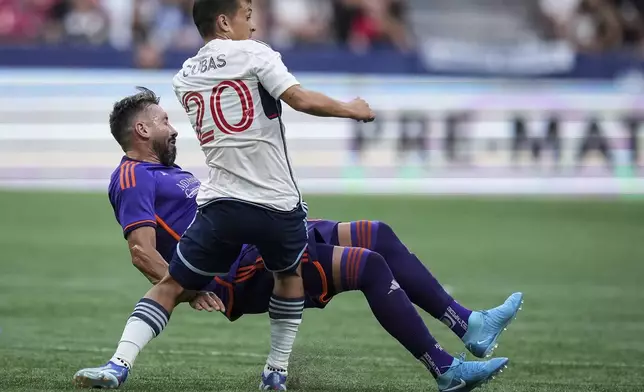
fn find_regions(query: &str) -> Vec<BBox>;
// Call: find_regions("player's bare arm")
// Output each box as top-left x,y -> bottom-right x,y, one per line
280,85 -> 376,122
127,227 -> 169,285
127,227 -> 223,312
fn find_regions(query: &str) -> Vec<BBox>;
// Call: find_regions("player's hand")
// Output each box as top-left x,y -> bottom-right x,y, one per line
189,291 -> 225,313
347,97 -> 375,123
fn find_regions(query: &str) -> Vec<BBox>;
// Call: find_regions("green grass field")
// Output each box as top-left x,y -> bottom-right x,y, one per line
0,190 -> 643,392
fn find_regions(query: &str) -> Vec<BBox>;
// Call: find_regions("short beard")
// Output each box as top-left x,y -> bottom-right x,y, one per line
153,139 -> 176,166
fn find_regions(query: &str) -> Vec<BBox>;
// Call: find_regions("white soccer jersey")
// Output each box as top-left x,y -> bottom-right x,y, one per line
172,39 -> 301,211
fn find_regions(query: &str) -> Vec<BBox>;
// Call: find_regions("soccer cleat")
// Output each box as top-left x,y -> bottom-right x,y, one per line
73,361 -> 129,389
462,292 -> 524,358
259,369 -> 288,391
436,354 -> 509,392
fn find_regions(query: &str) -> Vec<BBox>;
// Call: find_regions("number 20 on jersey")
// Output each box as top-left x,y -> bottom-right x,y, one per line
181,80 -> 254,145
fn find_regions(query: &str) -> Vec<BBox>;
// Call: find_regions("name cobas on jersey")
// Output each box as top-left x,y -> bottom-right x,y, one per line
182,55 -> 228,77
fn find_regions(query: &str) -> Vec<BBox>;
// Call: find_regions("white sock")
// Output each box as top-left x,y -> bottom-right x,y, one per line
266,295 -> 304,373
109,298 -> 170,369
110,317 -> 156,368
266,318 -> 302,373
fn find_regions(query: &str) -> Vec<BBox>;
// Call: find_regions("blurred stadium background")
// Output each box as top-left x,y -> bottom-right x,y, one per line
0,1 -> 643,391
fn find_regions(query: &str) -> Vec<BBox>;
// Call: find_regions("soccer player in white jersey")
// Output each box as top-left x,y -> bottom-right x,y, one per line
71,0 -> 375,390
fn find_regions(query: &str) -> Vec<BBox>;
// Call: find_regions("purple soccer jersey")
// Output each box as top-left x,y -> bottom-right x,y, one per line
107,158 -> 340,320
107,156 -> 200,262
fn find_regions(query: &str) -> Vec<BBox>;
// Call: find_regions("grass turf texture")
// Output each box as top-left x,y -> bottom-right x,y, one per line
0,190 -> 642,392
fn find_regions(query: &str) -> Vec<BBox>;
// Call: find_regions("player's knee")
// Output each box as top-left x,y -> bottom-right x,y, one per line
355,250 -> 390,289
371,221 -> 407,261
362,250 -> 388,273
373,220 -> 394,239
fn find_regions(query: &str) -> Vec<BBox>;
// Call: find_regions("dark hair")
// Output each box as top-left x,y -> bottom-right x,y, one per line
109,86 -> 160,151
193,0 -> 241,38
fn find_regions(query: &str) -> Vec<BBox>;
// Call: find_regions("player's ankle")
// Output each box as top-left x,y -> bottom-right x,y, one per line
110,356 -> 132,370
264,364 -> 288,375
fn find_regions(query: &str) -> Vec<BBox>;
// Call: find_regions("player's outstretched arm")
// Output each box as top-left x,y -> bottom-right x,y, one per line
127,227 -> 169,285
280,85 -> 375,122
249,41 -> 375,122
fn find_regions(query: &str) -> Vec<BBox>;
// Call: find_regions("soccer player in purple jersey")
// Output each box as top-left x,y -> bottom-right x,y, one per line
74,88 -> 522,392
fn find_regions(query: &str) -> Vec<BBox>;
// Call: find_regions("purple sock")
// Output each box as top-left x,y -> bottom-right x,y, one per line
342,248 -> 454,378
351,221 -> 473,338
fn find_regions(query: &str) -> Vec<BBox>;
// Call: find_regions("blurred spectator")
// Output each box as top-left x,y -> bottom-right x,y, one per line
0,0 -> 410,51
1,0 -> 642,64
612,0 -> 644,52
539,0 -> 622,52
135,40 -> 164,69
331,0 -> 411,52
132,0 -> 200,51
50,0 -> 109,45
268,0 -> 331,47
102,0 -> 133,49
0,0 -> 57,43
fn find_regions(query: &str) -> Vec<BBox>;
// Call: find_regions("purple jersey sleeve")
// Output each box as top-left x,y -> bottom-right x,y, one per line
112,163 -> 157,237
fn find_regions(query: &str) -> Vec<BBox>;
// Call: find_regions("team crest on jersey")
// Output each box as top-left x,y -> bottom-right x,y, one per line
177,176 -> 200,199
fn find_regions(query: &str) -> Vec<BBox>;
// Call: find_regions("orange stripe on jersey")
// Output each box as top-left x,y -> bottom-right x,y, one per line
126,162 -> 133,188
155,215 -> 181,241
311,260 -> 331,304
234,270 -> 257,283
119,162 -> 127,189
119,161 -> 140,190
123,219 -> 157,232
124,162 -> 133,189
234,267 -> 256,280
129,162 -> 139,187
366,221 -> 372,249
234,256 -> 267,280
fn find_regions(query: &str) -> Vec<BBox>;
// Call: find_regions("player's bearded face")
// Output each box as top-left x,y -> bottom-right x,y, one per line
143,106 -> 178,166
153,136 -> 176,166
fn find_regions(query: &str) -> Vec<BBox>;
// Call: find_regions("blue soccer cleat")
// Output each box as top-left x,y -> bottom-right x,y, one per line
462,292 -> 524,358
259,369 -> 288,391
73,361 -> 129,389
436,354 -> 509,392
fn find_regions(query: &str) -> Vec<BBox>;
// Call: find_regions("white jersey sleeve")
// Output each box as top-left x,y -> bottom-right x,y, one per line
249,41 -> 300,99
